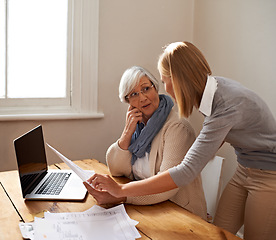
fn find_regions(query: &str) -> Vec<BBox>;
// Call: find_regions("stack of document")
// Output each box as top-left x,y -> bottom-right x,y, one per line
19,204 -> 141,240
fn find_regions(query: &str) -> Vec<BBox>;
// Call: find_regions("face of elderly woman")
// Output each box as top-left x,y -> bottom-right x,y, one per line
127,76 -> 160,123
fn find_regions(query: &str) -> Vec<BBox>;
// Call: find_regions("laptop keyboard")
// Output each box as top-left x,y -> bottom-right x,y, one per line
35,172 -> 72,195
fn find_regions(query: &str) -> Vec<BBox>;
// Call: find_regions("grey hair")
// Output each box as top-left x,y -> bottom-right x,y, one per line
119,66 -> 159,103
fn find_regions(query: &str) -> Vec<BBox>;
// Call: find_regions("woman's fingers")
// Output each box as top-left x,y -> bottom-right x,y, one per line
87,173 -> 123,198
83,181 -> 98,194
89,174 -> 110,190
120,107 -> 142,144
84,181 -> 126,205
127,107 -> 142,121
126,108 -> 142,130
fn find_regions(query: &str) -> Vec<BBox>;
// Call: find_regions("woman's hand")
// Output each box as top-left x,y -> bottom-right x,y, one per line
83,181 -> 126,205
87,171 -> 177,198
87,173 -> 125,198
118,105 -> 142,150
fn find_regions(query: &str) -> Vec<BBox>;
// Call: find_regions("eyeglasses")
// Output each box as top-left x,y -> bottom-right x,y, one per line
125,84 -> 154,101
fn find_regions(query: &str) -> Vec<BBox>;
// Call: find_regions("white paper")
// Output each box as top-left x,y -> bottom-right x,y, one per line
34,215 -> 128,240
47,144 -> 94,185
34,204 -> 141,240
18,222 -> 34,240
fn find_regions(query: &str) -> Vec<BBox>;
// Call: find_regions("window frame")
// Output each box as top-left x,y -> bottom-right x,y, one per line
0,0 -> 103,120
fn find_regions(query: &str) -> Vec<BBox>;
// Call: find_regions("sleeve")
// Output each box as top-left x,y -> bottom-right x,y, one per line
106,140 -> 133,178
169,107 -> 238,187
126,119 -> 196,205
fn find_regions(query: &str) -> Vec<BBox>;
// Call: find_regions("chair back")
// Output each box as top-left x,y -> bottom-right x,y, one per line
201,156 -> 224,222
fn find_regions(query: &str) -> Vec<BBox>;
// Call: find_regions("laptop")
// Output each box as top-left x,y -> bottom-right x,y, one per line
14,125 -> 87,200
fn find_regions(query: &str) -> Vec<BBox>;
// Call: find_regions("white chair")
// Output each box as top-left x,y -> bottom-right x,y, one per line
201,156 -> 224,222
237,225 -> 244,238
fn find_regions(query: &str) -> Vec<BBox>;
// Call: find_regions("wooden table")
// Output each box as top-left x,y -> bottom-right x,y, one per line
0,159 -> 241,240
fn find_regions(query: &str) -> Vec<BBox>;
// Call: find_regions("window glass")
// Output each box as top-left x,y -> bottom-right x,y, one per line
0,0 -> 101,119
7,0 -> 68,98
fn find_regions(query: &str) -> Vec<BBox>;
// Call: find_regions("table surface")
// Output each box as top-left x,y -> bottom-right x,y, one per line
0,159 -> 241,240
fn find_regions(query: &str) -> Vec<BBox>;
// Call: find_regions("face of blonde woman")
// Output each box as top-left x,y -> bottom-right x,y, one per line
161,75 -> 176,101
127,76 -> 160,123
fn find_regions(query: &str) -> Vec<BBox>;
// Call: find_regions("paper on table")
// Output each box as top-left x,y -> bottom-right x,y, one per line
34,214 -> 135,240
47,144 -> 94,184
35,204 -> 141,240
68,204 -> 139,228
19,222 -> 34,240
19,204 -> 141,240
85,204 -> 139,226
84,204 -> 140,238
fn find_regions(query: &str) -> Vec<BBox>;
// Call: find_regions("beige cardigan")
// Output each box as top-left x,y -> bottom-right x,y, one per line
106,110 -> 207,220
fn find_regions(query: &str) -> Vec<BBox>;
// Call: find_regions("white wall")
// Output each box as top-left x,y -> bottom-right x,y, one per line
1,0 -> 275,192
0,0 -> 194,171
192,0 -> 276,188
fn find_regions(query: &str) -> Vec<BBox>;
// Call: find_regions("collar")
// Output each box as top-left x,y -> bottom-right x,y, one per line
199,76 -> 218,116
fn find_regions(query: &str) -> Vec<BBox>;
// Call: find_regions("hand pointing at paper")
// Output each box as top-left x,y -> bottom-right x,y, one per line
88,171 -> 177,199
83,180 -> 126,205
86,173 -> 125,198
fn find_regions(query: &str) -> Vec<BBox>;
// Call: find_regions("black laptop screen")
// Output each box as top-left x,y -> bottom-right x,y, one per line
14,125 -> 48,194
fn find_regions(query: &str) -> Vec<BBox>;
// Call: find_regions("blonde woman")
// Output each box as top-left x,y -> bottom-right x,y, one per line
88,42 -> 276,240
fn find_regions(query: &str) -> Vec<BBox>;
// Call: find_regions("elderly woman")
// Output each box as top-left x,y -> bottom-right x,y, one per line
85,66 -> 207,220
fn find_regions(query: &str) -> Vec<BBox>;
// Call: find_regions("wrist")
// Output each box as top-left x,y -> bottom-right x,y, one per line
119,183 -> 130,197
118,136 -> 131,150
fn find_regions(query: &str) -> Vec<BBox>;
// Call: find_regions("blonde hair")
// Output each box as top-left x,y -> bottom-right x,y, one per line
158,42 -> 212,118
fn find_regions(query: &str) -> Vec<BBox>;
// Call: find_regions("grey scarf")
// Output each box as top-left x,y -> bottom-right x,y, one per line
128,94 -> 174,165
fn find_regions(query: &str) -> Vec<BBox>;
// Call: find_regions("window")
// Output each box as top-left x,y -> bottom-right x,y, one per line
0,0 -> 103,120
